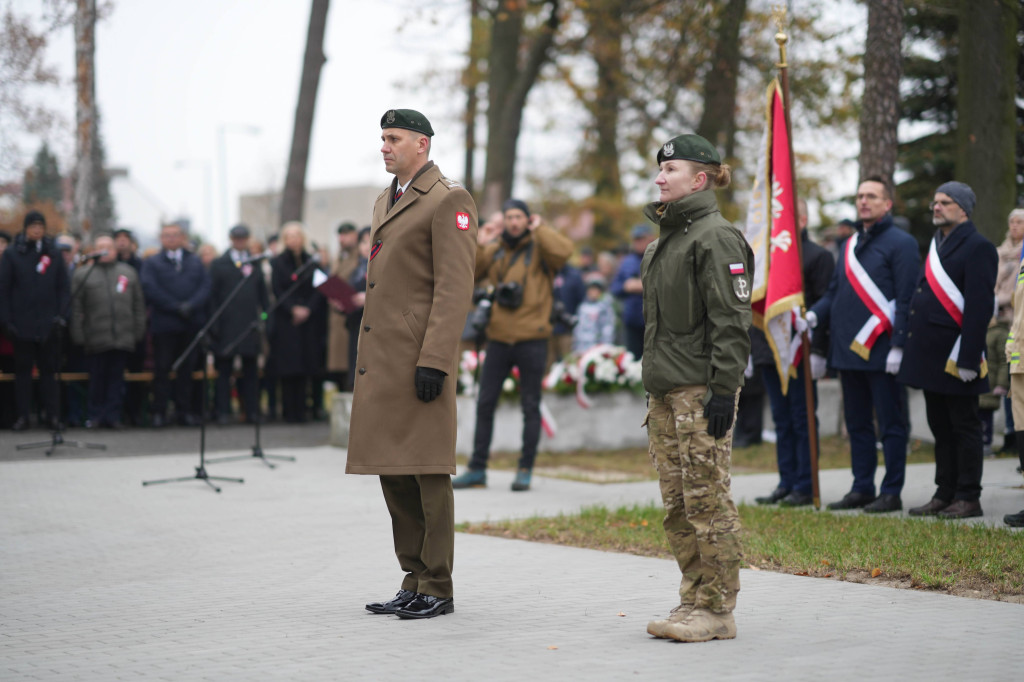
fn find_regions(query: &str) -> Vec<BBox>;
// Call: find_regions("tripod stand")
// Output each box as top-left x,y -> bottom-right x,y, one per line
17,261 -> 106,457
207,254 -> 321,468
142,269 -> 253,493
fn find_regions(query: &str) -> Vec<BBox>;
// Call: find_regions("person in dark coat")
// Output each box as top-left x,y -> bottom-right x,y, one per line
549,262 -> 585,365
209,224 -> 269,425
807,177 -> 920,513
269,222 -> 325,423
755,198 -> 836,506
140,222 -> 211,427
0,211 -> 70,430
610,224 -> 656,359
898,182 -> 997,519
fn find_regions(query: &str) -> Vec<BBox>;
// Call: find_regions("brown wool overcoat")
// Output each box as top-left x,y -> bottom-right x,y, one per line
345,162 -> 478,475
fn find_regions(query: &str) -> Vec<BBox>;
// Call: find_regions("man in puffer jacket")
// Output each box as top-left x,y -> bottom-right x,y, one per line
70,234 -> 147,429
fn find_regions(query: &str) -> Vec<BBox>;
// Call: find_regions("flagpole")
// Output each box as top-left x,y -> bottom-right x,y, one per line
774,8 -> 821,510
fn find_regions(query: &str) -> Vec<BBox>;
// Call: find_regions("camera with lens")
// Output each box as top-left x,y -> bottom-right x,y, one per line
550,299 -> 578,329
494,281 -> 524,310
469,286 -> 495,334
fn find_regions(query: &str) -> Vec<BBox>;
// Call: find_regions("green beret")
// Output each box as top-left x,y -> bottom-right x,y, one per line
380,108 -> 434,137
656,133 -> 721,166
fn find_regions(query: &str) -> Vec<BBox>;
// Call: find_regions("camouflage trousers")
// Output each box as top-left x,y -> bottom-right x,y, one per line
646,385 -> 742,614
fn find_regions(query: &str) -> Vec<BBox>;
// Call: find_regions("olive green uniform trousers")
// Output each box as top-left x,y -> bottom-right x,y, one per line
379,474 -> 455,599
646,385 -> 742,614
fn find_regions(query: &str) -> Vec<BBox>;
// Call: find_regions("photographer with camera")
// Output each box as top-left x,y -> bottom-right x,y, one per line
454,198 -> 574,491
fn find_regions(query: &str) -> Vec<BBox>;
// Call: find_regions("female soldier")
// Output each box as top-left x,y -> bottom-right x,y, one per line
641,134 -> 752,642
270,222 -> 325,423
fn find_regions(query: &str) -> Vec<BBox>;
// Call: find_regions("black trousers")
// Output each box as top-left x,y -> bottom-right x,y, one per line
13,335 -> 59,422
470,338 -> 547,472
924,390 -> 984,502
280,375 -> 309,423
379,474 -> 454,599
152,332 -> 198,419
214,355 -> 258,421
87,350 -> 127,426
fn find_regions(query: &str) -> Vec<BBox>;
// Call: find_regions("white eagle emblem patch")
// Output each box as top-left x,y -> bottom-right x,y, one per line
456,212 -> 470,231
662,142 -> 675,159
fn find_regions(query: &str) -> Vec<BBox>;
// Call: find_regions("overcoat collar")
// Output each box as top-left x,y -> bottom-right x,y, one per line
379,161 -> 438,229
935,220 -> 975,258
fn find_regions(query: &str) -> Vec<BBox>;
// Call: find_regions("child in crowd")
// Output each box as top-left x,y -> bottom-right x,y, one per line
572,279 -> 616,353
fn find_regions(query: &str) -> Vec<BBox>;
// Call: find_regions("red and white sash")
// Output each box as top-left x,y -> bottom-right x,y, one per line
924,238 -> 987,378
844,232 -> 895,360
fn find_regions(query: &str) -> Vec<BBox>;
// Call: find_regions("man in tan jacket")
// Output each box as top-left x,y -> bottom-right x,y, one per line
346,109 -> 477,619
326,222 -> 360,390
453,198 -> 573,492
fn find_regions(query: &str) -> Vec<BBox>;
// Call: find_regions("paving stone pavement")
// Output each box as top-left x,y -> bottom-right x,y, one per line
1,444 -> 1021,681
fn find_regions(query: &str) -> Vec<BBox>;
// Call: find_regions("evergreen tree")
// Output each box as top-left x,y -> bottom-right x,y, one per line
91,110 -> 116,233
22,142 -> 62,206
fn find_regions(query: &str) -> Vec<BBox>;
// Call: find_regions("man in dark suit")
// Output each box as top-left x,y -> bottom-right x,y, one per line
807,177 -> 920,513
141,222 -> 211,427
899,182 -> 997,519
210,225 -> 269,425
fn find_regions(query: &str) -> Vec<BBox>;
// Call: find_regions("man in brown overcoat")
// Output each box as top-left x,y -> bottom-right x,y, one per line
326,222 -> 360,390
346,109 -> 477,619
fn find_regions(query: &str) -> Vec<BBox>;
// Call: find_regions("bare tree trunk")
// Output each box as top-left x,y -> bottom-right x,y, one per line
956,0 -> 1018,242
72,0 -> 97,235
463,0 -> 484,196
697,0 -> 747,210
858,0 -> 903,191
280,0 -> 330,225
481,0 -> 560,216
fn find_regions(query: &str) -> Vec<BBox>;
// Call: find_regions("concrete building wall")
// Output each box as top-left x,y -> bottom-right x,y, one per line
238,184 -> 382,255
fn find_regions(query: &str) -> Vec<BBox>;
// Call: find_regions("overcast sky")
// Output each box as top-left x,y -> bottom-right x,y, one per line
30,0 -> 471,247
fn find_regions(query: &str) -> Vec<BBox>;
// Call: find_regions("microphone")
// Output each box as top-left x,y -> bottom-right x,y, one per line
79,250 -> 109,263
310,241 -> 322,263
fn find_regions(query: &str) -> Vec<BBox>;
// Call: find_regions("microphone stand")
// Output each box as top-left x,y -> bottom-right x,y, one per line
142,268 -> 254,493
17,260 -> 107,456
208,254 -> 321,468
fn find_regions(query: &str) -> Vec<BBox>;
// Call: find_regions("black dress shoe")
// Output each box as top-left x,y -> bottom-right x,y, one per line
1004,509 -> 1024,527
863,493 -> 902,513
908,497 -> 951,517
826,491 -> 876,510
365,589 -> 418,614
12,417 -> 29,432
779,491 -> 813,507
755,487 -> 790,505
937,499 -> 983,519
396,594 -> 454,619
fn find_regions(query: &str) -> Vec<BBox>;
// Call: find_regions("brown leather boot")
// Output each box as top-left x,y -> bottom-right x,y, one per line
937,499 -> 983,519
908,497 -> 951,516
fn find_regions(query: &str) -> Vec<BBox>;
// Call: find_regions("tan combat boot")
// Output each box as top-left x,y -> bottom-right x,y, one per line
646,604 -> 694,638
662,608 -> 736,642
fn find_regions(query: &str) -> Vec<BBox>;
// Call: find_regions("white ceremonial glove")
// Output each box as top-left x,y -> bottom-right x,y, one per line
744,355 -> 754,379
805,311 -> 818,329
885,347 -> 903,375
810,353 -> 827,380
957,368 -> 978,383
793,314 -> 808,334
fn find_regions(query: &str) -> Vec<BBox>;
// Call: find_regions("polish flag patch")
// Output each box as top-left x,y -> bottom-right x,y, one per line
729,263 -> 745,275
456,212 -> 470,231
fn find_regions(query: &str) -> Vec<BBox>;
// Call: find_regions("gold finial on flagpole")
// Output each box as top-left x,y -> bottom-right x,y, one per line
772,5 -> 788,68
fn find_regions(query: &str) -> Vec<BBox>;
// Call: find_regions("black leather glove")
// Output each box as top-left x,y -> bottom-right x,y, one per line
177,302 -> 192,319
415,366 -> 446,403
703,393 -> 735,440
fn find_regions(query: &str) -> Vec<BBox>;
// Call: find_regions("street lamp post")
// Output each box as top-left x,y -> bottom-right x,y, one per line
174,159 -> 213,237
217,123 -> 261,232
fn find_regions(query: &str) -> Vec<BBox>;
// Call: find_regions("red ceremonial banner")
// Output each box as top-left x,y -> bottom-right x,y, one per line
762,84 -> 805,395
